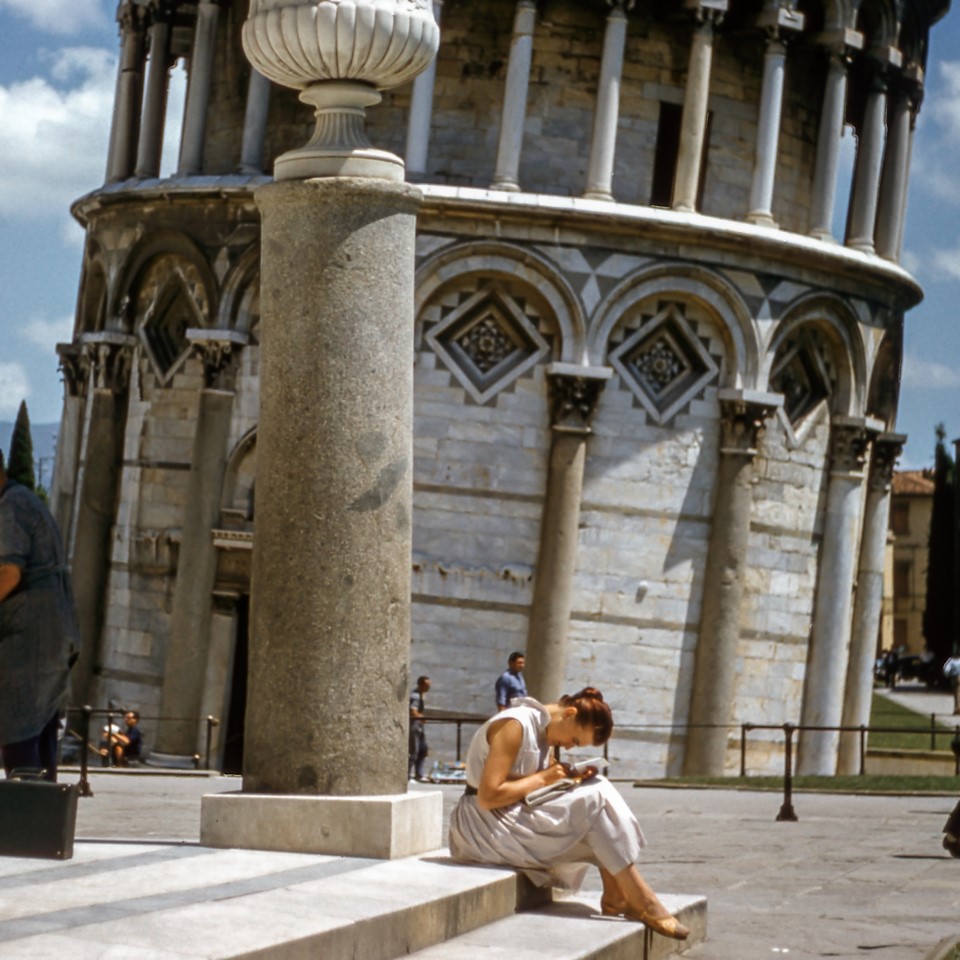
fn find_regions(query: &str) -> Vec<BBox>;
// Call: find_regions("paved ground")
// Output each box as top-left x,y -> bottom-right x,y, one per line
47,765 -> 959,960
877,681 -> 958,722
11,685 -> 960,960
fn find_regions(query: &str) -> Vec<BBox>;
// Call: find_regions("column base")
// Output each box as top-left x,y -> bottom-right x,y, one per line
745,210 -> 778,228
582,189 -> 614,202
489,179 -> 521,192
200,790 -> 443,859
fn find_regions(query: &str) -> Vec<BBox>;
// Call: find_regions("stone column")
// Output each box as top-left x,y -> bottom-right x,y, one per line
671,6 -> 723,213
50,344 -> 86,540
201,0 -> 441,860
134,1 -> 173,179
683,390 -> 781,776
405,0 -> 443,177
491,0 -> 537,192
583,1 -> 631,202
154,332 -> 246,761
106,2 -> 146,183
838,431 -> 903,774
746,7 -> 802,225
797,417 -> 871,776
239,69 -> 271,174
68,333 -> 137,706
200,593 -> 243,770
525,365 -> 611,702
808,44 -> 854,240
846,65 -> 888,253
178,0 -> 222,176
874,78 -> 918,262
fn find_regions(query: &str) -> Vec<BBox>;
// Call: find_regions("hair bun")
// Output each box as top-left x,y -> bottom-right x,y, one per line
573,686 -> 603,702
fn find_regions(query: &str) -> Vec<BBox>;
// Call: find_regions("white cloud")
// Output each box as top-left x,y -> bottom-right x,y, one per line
0,363 -> 30,418
930,241 -> 960,281
0,46 -> 115,221
0,0 -> 110,36
929,61 -> 960,145
901,353 -> 960,389
20,315 -> 74,350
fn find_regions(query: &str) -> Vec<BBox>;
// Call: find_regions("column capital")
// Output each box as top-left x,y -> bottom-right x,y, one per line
717,388 -> 782,456
187,329 -> 249,390
829,416 -> 874,476
56,342 -> 86,399
80,332 -> 138,393
117,1 -> 147,33
815,28 -> 864,57
757,3 -> 804,37
868,431 -> 906,492
545,363 -> 612,434
605,0 -> 636,13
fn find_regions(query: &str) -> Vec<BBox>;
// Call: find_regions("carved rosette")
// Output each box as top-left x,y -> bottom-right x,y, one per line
242,0 -> 439,180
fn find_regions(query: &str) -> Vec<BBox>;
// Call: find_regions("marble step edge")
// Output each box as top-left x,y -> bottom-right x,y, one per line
403,892 -> 707,960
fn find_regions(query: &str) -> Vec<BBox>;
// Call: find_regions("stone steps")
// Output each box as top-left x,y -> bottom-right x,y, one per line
406,893 -> 707,960
0,842 -> 705,960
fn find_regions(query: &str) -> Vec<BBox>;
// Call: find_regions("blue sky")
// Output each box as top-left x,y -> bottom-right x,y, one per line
0,0 -> 958,469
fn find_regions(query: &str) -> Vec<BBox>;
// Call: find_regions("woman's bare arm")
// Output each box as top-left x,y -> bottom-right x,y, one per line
0,563 -> 22,603
477,717 -> 568,811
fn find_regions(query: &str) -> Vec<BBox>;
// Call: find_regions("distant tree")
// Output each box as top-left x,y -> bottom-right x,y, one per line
7,400 -> 37,492
923,424 -> 956,669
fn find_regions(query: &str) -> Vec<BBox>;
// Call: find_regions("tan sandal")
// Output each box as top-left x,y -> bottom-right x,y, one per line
600,900 -> 689,941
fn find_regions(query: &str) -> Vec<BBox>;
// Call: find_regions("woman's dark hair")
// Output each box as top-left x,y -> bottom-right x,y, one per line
559,686 -> 613,746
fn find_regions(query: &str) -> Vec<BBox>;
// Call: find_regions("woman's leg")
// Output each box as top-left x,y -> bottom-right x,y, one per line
599,867 -> 627,912
611,864 -> 689,940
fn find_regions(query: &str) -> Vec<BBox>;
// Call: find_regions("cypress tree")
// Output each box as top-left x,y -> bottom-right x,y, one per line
7,400 -> 37,491
923,424 -> 956,670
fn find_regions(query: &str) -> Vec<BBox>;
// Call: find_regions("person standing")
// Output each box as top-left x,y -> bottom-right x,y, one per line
0,448 -> 80,782
943,655 -> 960,716
408,675 -> 431,781
495,651 -> 527,712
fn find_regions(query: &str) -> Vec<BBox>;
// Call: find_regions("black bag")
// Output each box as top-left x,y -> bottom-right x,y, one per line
0,776 -> 79,859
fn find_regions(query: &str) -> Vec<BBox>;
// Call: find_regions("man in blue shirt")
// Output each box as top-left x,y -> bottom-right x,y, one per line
495,651 -> 527,711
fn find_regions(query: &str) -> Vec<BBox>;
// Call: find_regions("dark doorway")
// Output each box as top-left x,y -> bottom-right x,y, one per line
221,594 -> 249,775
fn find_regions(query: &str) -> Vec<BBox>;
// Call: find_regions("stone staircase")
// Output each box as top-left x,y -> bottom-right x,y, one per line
0,842 -> 705,960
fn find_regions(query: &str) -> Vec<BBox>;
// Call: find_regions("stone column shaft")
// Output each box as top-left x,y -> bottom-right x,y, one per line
68,336 -> 136,705
106,4 -> 146,182
874,87 -> 914,262
846,75 -> 888,253
405,0 -> 442,176
672,12 -> 717,212
491,0 -> 537,192
50,344 -> 85,538
583,2 -> 630,201
683,391 -> 780,776
178,0 -> 221,176
156,337 -> 242,757
239,69 -> 271,174
797,418 -> 870,776
809,52 -> 849,239
135,10 -> 172,179
838,433 -> 904,774
243,178 -> 420,796
746,34 -> 786,225
525,366 -> 610,703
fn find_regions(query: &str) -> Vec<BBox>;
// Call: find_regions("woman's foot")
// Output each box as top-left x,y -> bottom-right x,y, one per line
600,899 -> 689,940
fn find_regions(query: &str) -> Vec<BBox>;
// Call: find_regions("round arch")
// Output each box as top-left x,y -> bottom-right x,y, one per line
218,242 -> 261,333
112,228 -> 218,333
587,262 -> 760,387
221,426 -> 257,522
414,240 -> 587,364
76,241 -> 109,336
764,292 -> 868,417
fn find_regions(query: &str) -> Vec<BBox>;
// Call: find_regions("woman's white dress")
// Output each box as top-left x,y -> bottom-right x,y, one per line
448,697 -> 646,890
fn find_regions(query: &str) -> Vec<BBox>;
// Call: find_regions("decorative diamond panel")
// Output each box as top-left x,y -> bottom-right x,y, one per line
609,303 -> 720,424
770,330 -> 832,426
136,257 -> 208,384
425,283 -> 550,405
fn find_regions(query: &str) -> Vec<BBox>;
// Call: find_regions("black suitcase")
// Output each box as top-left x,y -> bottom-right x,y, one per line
0,778 -> 79,860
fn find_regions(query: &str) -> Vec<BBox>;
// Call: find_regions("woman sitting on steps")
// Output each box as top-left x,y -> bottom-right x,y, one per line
448,686 -> 689,941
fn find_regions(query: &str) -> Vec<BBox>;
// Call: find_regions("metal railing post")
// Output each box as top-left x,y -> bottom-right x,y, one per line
931,713 -> 937,751
78,706 -> 93,797
776,723 -> 798,822
859,724 -> 866,776
205,716 -> 218,770
456,721 -> 462,762
740,723 -> 751,777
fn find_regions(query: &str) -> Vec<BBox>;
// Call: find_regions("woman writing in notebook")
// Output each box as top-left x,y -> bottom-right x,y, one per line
448,686 -> 688,941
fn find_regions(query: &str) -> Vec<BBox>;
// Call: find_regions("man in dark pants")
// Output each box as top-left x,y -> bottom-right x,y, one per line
0,449 -> 79,782
944,800 -> 960,859
408,675 -> 431,781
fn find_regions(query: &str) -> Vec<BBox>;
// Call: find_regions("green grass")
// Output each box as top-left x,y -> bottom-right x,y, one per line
868,692 -> 957,751
637,774 -> 959,794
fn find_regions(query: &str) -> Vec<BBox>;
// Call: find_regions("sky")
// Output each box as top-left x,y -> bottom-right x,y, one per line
0,0 -> 958,470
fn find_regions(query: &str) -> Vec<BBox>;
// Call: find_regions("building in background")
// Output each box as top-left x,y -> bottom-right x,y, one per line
51,0 -> 949,777
884,470 -> 934,657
